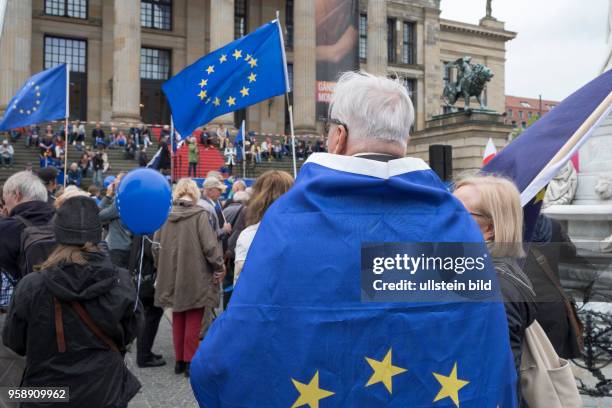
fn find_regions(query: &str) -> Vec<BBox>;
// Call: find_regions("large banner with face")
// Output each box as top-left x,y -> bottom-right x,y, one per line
315,0 -> 359,121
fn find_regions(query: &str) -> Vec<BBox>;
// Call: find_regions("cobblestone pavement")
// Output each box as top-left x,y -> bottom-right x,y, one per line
127,314 -> 198,408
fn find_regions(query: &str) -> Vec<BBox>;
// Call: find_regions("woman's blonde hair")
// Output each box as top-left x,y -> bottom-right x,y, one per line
454,175 -> 525,258
54,185 -> 90,209
40,243 -> 101,270
246,170 -> 294,226
173,178 -> 201,202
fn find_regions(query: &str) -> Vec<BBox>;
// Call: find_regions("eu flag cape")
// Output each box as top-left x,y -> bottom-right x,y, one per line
191,153 -> 517,407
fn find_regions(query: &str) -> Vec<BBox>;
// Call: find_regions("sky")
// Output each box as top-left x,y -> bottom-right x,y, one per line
440,0 -> 609,101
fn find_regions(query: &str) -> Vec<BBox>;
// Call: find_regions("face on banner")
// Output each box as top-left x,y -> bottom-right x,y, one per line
315,0 -> 359,121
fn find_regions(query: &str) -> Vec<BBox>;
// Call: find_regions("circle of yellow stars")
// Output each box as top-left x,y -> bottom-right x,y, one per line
13,81 -> 41,116
290,349 -> 471,408
197,48 -> 258,109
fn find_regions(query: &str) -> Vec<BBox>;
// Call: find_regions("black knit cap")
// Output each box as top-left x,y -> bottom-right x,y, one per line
54,196 -> 102,245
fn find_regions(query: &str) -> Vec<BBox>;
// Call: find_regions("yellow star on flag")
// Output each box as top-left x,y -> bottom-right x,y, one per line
213,97 -> 220,107
219,54 -> 227,63
240,87 -> 249,97
226,96 -> 236,107
248,58 -> 258,68
248,72 -> 257,83
365,348 -> 407,394
534,187 -> 546,203
206,65 -> 215,74
198,90 -> 207,100
232,49 -> 242,60
245,54 -> 252,61
199,79 -> 208,87
291,371 -> 334,408
432,362 -> 469,408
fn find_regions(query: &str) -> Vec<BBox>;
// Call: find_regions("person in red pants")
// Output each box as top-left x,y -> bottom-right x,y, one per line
153,178 -> 225,377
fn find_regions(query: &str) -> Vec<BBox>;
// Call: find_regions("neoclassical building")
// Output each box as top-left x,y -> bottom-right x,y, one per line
0,0 -> 515,135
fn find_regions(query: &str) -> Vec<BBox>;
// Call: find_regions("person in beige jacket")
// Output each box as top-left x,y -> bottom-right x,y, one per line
153,178 -> 225,378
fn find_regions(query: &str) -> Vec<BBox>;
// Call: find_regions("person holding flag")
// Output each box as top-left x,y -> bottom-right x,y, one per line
189,71 -> 518,407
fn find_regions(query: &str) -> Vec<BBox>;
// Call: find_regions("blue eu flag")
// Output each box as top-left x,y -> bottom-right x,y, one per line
190,154 -> 518,407
0,64 -> 67,131
162,20 -> 290,138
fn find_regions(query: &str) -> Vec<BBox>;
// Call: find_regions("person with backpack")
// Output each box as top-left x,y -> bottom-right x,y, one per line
0,171 -> 55,282
128,234 -> 165,368
2,196 -> 142,407
99,173 -> 133,269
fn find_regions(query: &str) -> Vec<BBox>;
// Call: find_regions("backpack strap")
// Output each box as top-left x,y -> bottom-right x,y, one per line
69,301 -> 120,352
13,215 -> 34,228
53,297 -> 66,353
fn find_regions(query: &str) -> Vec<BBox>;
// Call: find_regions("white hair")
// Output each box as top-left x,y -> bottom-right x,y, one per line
233,190 -> 250,203
3,171 -> 48,203
330,71 -> 415,147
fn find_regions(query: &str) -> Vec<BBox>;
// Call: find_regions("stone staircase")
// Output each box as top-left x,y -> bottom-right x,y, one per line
0,125 -> 306,186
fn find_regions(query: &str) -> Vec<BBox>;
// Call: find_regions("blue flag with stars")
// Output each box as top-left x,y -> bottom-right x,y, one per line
162,20 -> 289,138
190,154 -> 518,407
0,64 -> 67,131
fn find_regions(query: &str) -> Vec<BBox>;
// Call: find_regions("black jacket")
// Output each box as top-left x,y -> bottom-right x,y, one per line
0,201 -> 55,280
2,252 -> 142,407
494,257 -> 538,372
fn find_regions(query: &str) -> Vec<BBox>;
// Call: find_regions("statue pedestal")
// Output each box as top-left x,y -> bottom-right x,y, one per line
406,110 -> 513,177
543,111 -> 612,296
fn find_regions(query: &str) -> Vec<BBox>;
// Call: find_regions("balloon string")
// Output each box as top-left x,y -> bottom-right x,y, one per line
134,237 -> 145,312
133,235 -> 161,312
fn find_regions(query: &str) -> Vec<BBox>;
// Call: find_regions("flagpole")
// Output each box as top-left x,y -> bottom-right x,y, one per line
170,116 -> 174,181
63,63 -> 70,187
241,120 -> 246,179
275,11 -> 297,179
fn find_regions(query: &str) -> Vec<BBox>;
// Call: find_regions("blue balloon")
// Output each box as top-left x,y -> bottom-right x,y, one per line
116,168 -> 172,235
103,175 -> 116,189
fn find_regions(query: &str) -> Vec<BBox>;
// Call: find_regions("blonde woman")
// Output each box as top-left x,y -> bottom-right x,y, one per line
453,175 -> 537,374
153,178 -> 224,377
234,171 -> 293,284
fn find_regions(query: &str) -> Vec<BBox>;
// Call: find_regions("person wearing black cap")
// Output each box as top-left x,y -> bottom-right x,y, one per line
36,166 -> 58,204
2,196 -> 143,407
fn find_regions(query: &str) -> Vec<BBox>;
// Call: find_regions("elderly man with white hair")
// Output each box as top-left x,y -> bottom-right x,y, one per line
0,171 -> 55,281
190,72 -> 518,407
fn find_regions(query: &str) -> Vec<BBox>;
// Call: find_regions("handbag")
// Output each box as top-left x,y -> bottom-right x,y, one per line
520,320 -> 582,408
532,248 -> 584,354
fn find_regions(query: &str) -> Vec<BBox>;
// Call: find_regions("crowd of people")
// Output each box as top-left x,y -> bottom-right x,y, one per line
0,72 -> 584,407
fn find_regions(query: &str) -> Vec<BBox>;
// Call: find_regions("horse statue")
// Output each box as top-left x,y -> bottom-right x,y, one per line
443,57 -> 494,110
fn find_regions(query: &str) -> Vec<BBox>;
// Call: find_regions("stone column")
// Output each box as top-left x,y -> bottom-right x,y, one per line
293,0 -> 316,133
111,0 -> 141,123
366,0 -> 387,76
0,0 -> 32,115
209,0 -> 235,128
423,7 -> 441,121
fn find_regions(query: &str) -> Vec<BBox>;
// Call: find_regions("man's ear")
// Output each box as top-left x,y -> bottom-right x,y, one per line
331,126 -> 348,155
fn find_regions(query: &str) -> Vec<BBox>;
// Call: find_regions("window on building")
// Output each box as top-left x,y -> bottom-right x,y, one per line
521,121 -> 526,129
387,18 -> 396,64
141,0 -> 172,31
518,111 -> 523,120
140,48 -> 171,125
528,111 -> 532,120
140,48 -> 171,80
44,36 -> 87,120
401,21 -> 415,65
234,0 -> 247,39
285,0 -> 294,50
359,14 -> 367,60
507,108 -> 512,117
45,0 -> 88,19
511,120 -> 516,127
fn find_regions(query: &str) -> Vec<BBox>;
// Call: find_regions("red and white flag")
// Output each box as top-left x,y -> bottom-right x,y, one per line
482,138 -> 497,165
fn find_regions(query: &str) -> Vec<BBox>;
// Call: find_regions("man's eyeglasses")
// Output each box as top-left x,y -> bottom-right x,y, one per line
324,117 -> 349,135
